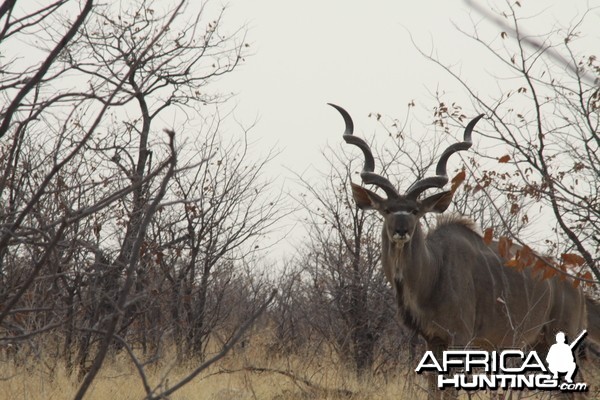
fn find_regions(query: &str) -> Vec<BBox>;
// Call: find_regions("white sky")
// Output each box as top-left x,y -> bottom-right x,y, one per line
216,0 -> 596,169
208,0 -> 598,256
218,1 -> 474,169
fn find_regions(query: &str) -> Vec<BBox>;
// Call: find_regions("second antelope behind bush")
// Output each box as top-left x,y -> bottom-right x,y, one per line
329,103 -> 588,361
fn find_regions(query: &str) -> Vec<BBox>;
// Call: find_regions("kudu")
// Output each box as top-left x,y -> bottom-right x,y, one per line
329,103 -> 592,394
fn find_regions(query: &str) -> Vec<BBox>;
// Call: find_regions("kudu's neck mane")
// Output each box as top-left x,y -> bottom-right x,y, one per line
388,217 -> 479,338
393,217 -> 480,287
384,220 -> 443,337
389,222 -> 440,297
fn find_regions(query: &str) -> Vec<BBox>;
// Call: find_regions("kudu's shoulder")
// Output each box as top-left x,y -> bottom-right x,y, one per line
431,214 -> 482,238
427,214 -> 502,259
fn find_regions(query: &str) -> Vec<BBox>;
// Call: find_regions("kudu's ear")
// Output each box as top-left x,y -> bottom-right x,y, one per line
420,190 -> 453,214
351,182 -> 385,210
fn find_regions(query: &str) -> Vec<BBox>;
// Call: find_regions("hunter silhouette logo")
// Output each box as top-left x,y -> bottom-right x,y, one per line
415,330 -> 589,392
546,330 -> 587,383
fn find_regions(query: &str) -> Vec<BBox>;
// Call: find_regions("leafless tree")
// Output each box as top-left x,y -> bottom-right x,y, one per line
413,1 -> 599,285
0,1 -> 281,399
292,143 -> 411,376
143,125 -> 284,360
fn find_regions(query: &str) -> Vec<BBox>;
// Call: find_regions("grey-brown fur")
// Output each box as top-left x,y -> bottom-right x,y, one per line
382,213 -> 585,349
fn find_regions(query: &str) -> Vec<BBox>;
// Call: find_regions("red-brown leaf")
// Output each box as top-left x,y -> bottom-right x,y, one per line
483,228 -> 494,245
533,259 -> 546,272
561,253 -> 585,266
498,236 -> 512,258
450,170 -> 466,192
498,155 -> 511,163
582,271 -> 594,287
542,267 -> 556,280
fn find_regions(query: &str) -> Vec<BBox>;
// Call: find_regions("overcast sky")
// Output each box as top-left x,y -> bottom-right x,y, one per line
195,0 -> 597,255
215,0 -> 595,169
217,1 -> 477,169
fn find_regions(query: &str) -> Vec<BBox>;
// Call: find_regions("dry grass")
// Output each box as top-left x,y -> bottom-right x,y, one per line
0,339 -> 419,400
1,339 -> 598,400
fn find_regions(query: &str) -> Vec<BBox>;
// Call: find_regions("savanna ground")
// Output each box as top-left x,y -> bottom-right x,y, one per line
2,330 -> 599,400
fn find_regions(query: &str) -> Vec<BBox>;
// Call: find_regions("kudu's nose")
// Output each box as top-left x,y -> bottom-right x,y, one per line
395,228 -> 408,236
392,228 -> 411,242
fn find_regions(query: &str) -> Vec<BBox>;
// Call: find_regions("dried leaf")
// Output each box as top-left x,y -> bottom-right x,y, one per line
498,236 -> 512,258
533,259 -> 546,272
530,261 -> 544,279
542,267 -> 556,280
498,155 -> 511,163
561,253 -> 585,266
483,228 -> 494,245
559,271 -> 567,281
510,203 -> 520,215
518,245 -> 534,267
451,170 -> 466,192
582,271 -> 594,287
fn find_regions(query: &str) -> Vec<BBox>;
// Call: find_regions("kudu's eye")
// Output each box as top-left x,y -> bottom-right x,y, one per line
411,209 -> 419,215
